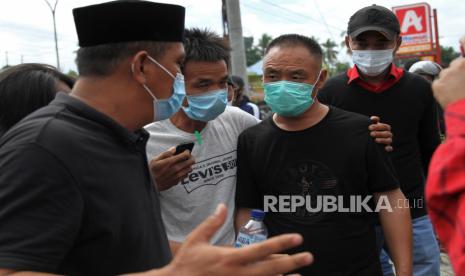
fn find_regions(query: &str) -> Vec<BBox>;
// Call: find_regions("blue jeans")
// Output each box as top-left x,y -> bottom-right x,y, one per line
375,215 -> 440,276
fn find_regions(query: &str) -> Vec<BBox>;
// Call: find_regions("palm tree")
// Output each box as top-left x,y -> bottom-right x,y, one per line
321,39 -> 338,69
257,34 -> 273,57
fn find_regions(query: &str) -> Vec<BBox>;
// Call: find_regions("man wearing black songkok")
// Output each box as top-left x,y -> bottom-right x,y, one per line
0,1 -> 312,275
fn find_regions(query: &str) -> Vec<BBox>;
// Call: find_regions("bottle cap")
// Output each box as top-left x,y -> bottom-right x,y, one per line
251,209 -> 265,220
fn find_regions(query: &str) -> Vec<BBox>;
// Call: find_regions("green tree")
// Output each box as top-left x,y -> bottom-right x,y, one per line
321,39 -> 339,72
441,45 -> 460,66
67,70 -> 78,78
244,36 -> 261,66
256,33 -> 273,56
333,62 -> 350,75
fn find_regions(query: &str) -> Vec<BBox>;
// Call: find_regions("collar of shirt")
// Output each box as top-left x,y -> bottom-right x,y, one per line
53,93 -> 149,149
346,64 -> 404,93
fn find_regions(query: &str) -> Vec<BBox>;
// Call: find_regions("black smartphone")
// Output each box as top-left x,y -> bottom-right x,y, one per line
175,142 -> 195,155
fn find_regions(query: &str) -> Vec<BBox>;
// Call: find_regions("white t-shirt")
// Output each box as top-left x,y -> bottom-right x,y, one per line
145,106 -> 259,245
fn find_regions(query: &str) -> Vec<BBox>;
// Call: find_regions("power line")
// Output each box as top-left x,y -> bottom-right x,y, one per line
240,2 -> 308,26
259,0 -> 344,32
312,0 -> 336,43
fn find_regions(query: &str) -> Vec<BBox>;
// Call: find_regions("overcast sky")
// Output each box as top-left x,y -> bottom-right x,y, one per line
1,0 -> 463,72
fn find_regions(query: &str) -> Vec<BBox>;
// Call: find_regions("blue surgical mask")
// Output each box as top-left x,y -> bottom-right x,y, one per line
135,55 -> 186,122
182,88 -> 228,122
264,71 -> 321,117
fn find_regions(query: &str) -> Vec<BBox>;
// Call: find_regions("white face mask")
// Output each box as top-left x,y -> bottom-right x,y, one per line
351,48 -> 394,76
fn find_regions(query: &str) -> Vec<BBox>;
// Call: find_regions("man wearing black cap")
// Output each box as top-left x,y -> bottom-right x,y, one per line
319,4 -> 440,276
0,1 -> 313,275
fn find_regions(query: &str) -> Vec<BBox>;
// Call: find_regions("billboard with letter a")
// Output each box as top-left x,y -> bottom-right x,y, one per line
392,3 -> 433,54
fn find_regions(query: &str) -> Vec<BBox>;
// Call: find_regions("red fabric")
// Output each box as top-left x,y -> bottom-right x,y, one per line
347,64 -> 404,93
426,99 -> 465,275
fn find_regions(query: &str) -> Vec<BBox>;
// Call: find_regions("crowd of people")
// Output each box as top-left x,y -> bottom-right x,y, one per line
0,1 -> 464,275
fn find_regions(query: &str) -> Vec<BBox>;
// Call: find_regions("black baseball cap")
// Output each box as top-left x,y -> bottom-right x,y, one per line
348,4 -> 400,40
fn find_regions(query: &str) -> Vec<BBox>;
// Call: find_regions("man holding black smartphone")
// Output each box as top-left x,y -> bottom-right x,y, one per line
145,28 -> 259,252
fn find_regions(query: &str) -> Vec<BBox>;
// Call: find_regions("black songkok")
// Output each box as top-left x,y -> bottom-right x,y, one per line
73,0 -> 185,47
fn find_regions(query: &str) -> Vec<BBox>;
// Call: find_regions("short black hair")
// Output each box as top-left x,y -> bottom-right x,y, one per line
182,28 -> 231,71
231,75 -> 244,89
403,58 -> 421,71
0,63 -> 75,136
76,41 -> 168,77
265,34 -> 323,61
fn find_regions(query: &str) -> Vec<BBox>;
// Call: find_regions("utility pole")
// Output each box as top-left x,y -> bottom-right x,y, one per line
44,0 -> 60,70
21,54 -> 24,64
225,0 -> 249,95
433,9 -> 442,64
221,0 -> 230,69
221,0 -> 229,39
5,51 -> 8,67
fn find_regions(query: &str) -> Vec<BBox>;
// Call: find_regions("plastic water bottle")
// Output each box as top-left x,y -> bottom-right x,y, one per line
234,209 -> 268,248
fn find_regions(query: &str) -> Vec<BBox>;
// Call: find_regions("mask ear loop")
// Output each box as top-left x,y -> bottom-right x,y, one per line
311,69 -> 323,101
142,84 -> 158,101
146,55 -> 176,79
131,61 -> 160,121
313,70 -> 322,86
131,62 -> 158,101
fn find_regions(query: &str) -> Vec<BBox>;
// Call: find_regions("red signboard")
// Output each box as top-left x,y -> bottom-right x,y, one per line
392,3 -> 433,54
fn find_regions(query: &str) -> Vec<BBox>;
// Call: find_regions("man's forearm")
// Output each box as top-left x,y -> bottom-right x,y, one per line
0,271 -> 59,276
0,267 -> 174,276
375,189 -> 413,276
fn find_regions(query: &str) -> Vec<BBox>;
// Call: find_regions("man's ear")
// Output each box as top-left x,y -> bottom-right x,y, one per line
345,36 -> 351,51
131,51 -> 149,85
316,68 -> 328,90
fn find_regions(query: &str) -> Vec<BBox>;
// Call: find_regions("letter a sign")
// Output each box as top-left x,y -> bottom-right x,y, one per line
393,3 -> 433,54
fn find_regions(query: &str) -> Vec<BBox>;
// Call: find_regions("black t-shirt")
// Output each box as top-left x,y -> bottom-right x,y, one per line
235,107 -> 399,276
0,93 -> 171,275
318,71 -> 441,219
